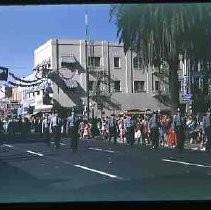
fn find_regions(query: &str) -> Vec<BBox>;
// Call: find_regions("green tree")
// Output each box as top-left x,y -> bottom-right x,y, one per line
110,3 -> 211,110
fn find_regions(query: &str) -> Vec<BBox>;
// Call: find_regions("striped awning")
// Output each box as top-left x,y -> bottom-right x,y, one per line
61,55 -> 77,68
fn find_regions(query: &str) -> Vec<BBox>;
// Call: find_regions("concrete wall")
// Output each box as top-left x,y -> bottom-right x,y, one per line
32,39 -> 170,115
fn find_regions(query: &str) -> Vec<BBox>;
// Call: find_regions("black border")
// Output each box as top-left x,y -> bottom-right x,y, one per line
0,0 -> 210,209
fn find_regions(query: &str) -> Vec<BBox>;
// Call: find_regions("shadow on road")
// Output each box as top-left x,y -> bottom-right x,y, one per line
0,160 -> 73,203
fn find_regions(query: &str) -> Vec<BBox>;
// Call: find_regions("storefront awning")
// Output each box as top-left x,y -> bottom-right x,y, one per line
61,55 -> 78,68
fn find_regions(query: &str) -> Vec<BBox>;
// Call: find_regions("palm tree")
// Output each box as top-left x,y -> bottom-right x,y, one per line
110,3 -> 211,110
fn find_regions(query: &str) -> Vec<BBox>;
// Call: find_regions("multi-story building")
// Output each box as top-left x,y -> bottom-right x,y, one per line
20,39 -> 170,117
17,72 -> 53,116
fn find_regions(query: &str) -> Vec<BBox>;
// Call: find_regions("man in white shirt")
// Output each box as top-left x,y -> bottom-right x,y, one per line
42,114 -> 51,146
50,110 -> 62,149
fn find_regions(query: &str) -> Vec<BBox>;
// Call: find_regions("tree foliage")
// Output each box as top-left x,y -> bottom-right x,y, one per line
110,3 -> 211,108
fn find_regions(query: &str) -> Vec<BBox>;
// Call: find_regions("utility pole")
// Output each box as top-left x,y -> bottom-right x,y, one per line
85,7 -> 90,120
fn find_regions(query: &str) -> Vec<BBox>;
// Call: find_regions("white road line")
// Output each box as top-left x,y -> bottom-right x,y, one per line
74,164 -> 123,180
88,147 -> 102,151
104,149 -> 115,153
27,150 -> 44,157
1,144 -> 125,180
88,147 -> 116,153
2,144 -> 13,148
162,158 -> 211,169
60,143 -> 66,146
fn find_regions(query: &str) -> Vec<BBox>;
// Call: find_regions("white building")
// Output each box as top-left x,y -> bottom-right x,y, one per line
19,39 -> 171,116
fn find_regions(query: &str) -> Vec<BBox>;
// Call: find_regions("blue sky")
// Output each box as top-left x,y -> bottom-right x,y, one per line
0,4 -> 118,77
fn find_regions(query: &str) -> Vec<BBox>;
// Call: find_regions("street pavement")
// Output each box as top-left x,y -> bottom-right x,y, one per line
0,135 -> 211,203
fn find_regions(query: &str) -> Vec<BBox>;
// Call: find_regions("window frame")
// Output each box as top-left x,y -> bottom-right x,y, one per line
114,57 -> 121,68
155,81 -> 160,91
114,80 -> 121,92
133,56 -> 142,70
134,81 -> 145,93
88,56 -> 101,67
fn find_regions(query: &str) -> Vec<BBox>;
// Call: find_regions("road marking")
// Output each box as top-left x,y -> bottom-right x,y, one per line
88,147 -> 116,153
27,150 -> 44,157
60,143 -> 66,146
88,147 -> 102,151
73,164 -> 123,180
162,158 -> 211,168
1,143 -> 124,180
3,144 -> 13,148
104,149 -> 115,153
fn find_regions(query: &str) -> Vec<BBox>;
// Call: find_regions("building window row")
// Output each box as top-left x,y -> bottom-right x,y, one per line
87,56 -> 142,70
89,80 -> 160,93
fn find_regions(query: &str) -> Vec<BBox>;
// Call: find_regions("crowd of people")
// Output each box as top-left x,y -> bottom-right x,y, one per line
0,107 -> 210,153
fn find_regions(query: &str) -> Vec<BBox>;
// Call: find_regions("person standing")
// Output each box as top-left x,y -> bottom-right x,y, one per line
148,111 -> 160,149
173,108 -> 186,152
108,114 -> 119,144
66,111 -> 80,153
42,114 -> 51,146
124,114 -> 135,146
50,111 -> 62,149
202,108 -> 211,153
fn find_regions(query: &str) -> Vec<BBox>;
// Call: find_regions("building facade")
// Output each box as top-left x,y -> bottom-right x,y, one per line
20,39 -> 170,117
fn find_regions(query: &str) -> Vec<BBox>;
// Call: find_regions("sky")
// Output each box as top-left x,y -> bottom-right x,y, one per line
0,4 -> 118,78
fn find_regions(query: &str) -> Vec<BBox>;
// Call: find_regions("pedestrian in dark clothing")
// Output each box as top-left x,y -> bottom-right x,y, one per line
66,111 -> 80,153
22,118 -> 31,137
8,119 -> 15,136
108,115 -> 119,145
148,111 -> 160,149
124,115 -> 135,146
0,120 -> 5,144
173,108 -> 186,152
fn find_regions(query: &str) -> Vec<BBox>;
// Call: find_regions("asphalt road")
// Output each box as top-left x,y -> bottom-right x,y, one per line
0,135 -> 211,203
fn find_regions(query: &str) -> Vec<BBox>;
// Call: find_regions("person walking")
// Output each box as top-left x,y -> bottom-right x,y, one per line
173,108 -> 186,152
50,111 -> 62,149
66,111 -> 80,153
148,111 -> 160,149
124,114 -> 135,146
42,114 -> 51,146
108,114 -> 119,145
202,108 -> 211,153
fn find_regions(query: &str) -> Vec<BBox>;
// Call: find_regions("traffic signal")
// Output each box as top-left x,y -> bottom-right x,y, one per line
0,67 -> 8,81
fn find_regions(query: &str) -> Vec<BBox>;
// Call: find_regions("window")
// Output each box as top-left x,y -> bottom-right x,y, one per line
179,81 -> 182,92
29,92 -> 34,98
88,81 -> 94,91
114,57 -> 120,68
114,81 -> 121,92
133,56 -> 142,69
61,55 -> 78,69
134,81 -> 145,93
88,57 -> 101,67
155,81 -> 160,91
